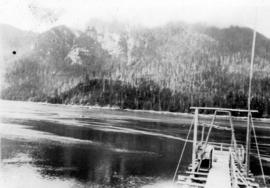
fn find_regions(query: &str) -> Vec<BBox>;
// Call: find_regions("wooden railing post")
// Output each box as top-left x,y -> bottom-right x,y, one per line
192,108 -> 198,174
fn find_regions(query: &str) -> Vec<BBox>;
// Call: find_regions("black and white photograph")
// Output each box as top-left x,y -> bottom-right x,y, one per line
0,0 -> 270,187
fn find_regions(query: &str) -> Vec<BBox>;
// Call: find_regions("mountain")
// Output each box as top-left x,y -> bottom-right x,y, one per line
1,22 -> 270,117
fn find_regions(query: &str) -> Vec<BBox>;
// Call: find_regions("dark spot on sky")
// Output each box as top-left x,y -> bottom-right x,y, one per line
12,51 -> 16,55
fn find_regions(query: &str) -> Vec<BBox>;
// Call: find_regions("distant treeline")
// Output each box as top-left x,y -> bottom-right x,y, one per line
2,76 -> 269,118
41,78 -> 268,118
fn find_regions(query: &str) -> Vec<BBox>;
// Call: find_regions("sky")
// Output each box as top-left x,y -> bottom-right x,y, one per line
0,0 -> 270,37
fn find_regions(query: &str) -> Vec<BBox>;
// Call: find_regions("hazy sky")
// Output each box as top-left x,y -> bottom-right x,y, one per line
0,0 -> 270,37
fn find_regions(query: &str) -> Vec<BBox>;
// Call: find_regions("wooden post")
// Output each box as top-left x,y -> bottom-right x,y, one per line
201,124 -> 205,142
246,28 -> 256,176
246,112 -> 251,176
228,111 -> 237,151
192,108 -> 198,173
204,111 -> 217,147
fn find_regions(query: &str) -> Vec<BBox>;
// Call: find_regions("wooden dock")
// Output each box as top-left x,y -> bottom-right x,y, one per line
174,107 -> 262,188
205,150 -> 231,188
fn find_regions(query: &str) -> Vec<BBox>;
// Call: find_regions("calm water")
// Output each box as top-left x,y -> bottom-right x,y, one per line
0,100 -> 270,187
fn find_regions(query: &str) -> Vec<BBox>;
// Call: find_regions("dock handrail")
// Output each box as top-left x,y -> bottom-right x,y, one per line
172,118 -> 194,182
229,147 -> 259,188
190,107 -> 258,113
212,143 -> 230,151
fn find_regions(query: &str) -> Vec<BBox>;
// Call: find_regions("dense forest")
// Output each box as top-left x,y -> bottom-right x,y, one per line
1,22 -> 270,117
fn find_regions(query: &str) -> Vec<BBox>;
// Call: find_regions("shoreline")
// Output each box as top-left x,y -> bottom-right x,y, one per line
1,99 -> 270,123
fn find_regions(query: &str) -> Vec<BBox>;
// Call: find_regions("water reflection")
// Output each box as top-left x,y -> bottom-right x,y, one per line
1,135 -> 188,187
0,100 -> 270,187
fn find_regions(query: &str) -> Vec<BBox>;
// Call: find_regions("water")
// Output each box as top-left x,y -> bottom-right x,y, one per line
0,100 -> 269,187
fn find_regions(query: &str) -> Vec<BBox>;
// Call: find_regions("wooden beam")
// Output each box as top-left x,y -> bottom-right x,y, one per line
191,177 -> 208,181
190,107 -> 258,113
186,171 -> 209,176
176,181 -> 205,187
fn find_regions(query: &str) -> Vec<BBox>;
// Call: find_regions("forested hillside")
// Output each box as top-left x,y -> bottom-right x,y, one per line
1,22 -> 270,117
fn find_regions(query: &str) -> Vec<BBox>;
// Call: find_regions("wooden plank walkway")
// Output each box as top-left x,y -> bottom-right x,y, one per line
205,150 -> 231,188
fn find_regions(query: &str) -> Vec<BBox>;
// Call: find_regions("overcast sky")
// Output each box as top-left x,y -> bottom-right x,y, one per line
0,0 -> 270,37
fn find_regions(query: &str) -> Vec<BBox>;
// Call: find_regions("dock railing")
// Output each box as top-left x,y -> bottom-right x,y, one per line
201,142 -> 231,152
229,146 -> 259,188
229,149 -> 249,188
212,143 -> 231,152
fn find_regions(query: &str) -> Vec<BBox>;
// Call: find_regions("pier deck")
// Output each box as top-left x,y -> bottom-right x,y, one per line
205,150 -> 231,188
